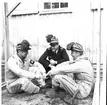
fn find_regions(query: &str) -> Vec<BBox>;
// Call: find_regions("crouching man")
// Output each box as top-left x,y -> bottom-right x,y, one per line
6,40 -> 46,94
47,42 -> 94,99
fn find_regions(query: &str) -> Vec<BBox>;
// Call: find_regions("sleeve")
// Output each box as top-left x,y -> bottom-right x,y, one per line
34,62 -> 46,73
57,48 -> 69,64
38,49 -> 50,69
51,60 -> 86,74
7,57 -> 36,79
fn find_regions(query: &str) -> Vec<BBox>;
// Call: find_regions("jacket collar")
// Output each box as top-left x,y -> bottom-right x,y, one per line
12,53 -> 28,63
74,55 -> 88,62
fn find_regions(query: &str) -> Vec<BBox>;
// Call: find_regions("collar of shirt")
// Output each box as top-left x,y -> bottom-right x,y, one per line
12,53 -> 30,70
55,49 -> 58,54
53,46 -> 60,54
74,55 -> 88,62
12,53 -> 28,64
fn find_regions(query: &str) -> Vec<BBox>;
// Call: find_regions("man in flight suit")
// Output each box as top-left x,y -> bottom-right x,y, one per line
47,42 -> 94,99
6,40 -> 46,94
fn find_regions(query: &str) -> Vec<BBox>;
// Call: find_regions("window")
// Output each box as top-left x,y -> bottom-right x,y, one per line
60,2 -> 68,8
44,2 -> 51,9
44,2 -> 68,10
52,2 -> 59,9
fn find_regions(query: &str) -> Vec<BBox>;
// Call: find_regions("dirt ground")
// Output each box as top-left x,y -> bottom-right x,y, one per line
2,88 -> 93,105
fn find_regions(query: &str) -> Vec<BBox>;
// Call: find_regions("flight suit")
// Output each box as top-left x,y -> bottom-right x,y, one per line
51,56 -> 94,99
6,53 -> 46,94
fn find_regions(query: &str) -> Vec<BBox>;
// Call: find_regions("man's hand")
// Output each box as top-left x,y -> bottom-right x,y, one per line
46,70 -> 54,78
50,59 -> 57,66
46,68 -> 59,78
49,64 -> 55,69
31,77 -> 39,85
42,73 -> 47,79
46,71 -> 51,77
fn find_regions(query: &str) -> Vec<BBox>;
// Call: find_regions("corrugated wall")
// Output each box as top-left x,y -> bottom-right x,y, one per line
7,1 -> 103,64
9,13 -> 93,61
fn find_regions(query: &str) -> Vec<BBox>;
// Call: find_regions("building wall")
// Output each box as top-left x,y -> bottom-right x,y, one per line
7,0 -> 103,63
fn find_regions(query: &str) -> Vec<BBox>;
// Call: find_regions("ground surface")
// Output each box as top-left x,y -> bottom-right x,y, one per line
2,88 -> 93,105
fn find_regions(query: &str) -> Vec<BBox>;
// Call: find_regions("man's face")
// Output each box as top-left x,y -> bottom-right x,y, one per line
18,50 -> 28,59
71,51 -> 79,60
50,43 -> 59,52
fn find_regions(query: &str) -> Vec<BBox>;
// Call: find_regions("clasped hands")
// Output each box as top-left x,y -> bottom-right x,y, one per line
46,67 -> 59,78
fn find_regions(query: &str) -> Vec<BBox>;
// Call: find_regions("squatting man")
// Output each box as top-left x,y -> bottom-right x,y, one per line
39,34 -> 69,87
47,42 -> 94,99
39,34 -> 69,73
6,40 -> 46,94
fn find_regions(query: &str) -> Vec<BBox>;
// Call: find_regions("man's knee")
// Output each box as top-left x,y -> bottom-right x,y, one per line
7,83 -> 23,94
52,75 -> 63,86
21,79 -> 40,94
53,75 -> 63,80
7,78 -> 32,94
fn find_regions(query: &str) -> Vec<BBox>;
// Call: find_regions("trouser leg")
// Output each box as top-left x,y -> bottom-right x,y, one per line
77,81 -> 92,98
52,75 -> 92,98
7,82 -> 23,94
7,77 -> 40,94
52,75 -> 78,96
